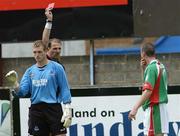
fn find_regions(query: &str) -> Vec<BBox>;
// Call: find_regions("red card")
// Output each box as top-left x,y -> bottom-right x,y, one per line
47,3 -> 55,10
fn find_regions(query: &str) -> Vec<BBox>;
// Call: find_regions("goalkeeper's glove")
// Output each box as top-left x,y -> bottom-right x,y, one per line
61,103 -> 72,128
5,70 -> 19,88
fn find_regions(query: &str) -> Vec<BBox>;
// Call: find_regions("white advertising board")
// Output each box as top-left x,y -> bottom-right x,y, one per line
0,100 -> 11,136
19,95 -> 180,136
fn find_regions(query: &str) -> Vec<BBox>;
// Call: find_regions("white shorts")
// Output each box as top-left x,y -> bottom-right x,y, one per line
143,103 -> 169,135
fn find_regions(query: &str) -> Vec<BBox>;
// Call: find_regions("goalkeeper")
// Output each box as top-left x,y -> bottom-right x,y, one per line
6,40 -> 72,136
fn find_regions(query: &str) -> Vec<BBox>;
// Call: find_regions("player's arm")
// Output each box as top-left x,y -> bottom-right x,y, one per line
128,90 -> 152,120
129,67 -> 155,120
42,9 -> 53,47
56,64 -> 71,104
56,65 -> 72,128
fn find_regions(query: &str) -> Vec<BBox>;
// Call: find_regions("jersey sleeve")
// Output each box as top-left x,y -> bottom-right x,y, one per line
56,64 -> 71,104
142,66 -> 156,91
17,69 -> 31,97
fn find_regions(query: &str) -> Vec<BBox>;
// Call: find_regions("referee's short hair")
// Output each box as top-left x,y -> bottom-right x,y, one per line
48,38 -> 62,48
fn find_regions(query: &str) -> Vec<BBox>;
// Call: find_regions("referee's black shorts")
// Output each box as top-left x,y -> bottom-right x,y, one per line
28,102 -> 66,136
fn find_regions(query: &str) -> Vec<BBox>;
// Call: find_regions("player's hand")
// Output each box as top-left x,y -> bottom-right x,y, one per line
5,70 -> 19,88
61,104 -> 72,128
128,109 -> 138,120
141,58 -> 147,66
140,58 -> 147,70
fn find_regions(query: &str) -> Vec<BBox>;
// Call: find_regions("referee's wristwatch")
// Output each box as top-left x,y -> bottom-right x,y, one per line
46,19 -> 52,23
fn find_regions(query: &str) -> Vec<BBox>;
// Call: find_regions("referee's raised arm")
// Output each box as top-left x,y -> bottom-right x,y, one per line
42,8 -> 53,48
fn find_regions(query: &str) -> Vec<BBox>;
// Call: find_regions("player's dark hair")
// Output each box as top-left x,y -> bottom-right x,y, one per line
141,42 -> 155,57
48,38 -> 62,48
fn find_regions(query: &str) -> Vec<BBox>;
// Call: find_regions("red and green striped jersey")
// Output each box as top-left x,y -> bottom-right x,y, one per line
142,59 -> 168,110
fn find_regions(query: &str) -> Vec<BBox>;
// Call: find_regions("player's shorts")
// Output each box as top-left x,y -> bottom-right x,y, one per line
143,103 -> 169,136
28,102 -> 66,136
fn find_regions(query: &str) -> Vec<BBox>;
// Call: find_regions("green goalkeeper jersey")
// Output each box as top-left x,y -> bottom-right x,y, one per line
142,59 -> 168,110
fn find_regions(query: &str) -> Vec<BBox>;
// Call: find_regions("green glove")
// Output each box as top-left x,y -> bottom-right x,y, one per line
5,70 -> 19,87
61,104 -> 72,128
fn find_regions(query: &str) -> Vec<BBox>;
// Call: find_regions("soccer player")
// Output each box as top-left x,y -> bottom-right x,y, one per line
6,40 -> 72,136
128,43 -> 169,136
